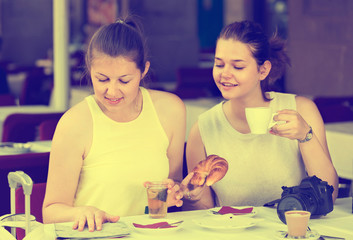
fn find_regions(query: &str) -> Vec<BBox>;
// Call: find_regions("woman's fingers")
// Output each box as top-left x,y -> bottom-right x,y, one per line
71,207 -> 120,232
180,172 -> 194,191
86,212 -> 96,232
75,214 -> 88,231
94,211 -> 106,231
143,181 -> 152,188
106,214 -> 120,223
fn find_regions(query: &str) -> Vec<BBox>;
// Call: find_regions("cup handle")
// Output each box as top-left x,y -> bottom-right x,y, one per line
268,112 -> 278,129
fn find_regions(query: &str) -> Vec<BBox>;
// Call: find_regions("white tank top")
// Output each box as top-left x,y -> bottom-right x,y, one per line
74,87 -> 169,216
198,92 -> 306,207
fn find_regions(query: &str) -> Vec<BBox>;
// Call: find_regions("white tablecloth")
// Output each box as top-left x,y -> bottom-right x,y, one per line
21,198 -> 353,240
326,122 -> 353,181
27,140 -> 52,153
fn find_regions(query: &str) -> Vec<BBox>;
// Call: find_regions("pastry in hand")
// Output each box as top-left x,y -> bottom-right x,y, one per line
190,155 -> 228,186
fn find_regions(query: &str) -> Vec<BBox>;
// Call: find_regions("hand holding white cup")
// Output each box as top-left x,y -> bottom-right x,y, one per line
245,107 -> 278,134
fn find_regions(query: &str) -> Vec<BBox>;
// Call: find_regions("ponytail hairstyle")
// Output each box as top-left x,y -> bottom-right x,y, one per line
217,20 -> 290,101
85,16 -> 149,84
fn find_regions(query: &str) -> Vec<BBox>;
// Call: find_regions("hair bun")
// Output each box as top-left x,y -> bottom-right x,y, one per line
190,155 -> 228,186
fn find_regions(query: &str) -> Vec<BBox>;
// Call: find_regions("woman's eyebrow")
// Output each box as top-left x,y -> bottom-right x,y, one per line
95,72 -> 130,78
214,57 -> 245,62
95,72 -> 109,77
231,59 -> 245,63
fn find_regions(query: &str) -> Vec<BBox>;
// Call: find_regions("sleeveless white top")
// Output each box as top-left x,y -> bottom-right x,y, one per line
198,92 -> 306,207
74,87 -> 169,216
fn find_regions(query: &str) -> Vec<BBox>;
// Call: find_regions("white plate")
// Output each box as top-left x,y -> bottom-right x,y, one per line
193,215 -> 263,231
132,218 -> 183,234
208,206 -> 257,217
275,230 -> 320,239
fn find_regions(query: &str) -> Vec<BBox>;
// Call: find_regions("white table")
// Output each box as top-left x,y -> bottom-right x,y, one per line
22,198 -> 353,240
27,140 -> 52,153
326,122 -> 353,181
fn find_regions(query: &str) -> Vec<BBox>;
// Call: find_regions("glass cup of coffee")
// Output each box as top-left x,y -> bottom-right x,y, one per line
146,181 -> 168,218
285,210 -> 311,239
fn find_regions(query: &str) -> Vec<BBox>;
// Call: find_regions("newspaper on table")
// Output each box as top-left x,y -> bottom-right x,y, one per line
55,221 -> 130,239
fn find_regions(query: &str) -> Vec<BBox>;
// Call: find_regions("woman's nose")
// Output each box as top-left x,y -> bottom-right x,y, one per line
221,66 -> 233,79
106,81 -> 121,95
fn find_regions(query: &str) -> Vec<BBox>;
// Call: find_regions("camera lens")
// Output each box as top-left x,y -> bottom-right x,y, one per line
277,195 -> 307,224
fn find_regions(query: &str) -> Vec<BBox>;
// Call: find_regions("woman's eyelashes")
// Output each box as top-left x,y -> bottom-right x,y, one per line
119,79 -> 129,84
96,77 -> 130,84
214,63 -> 245,70
97,77 -> 109,82
233,66 -> 244,70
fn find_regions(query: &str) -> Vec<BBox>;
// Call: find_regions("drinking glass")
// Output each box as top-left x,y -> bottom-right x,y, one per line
146,181 -> 168,218
285,210 -> 311,239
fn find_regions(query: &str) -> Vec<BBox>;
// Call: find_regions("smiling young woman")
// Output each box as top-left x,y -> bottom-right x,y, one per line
181,20 -> 338,211
42,16 -> 186,232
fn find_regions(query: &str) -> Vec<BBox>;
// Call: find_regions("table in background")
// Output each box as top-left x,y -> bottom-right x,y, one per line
23,198 -> 353,240
326,122 -> 353,181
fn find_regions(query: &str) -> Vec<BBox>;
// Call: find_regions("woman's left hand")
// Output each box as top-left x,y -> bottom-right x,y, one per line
270,109 -> 311,141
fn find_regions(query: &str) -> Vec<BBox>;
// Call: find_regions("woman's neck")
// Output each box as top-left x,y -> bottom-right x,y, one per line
223,92 -> 270,133
102,88 -> 143,122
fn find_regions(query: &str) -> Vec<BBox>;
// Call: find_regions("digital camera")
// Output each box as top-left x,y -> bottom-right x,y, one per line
277,175 -> 334,224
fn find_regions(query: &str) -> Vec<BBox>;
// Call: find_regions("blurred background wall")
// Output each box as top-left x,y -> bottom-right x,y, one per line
0,0 -> 353,105
287,0 -> 353,96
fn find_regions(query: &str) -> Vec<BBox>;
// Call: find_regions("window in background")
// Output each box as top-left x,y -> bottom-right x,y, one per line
197,0 -> 224,67
253,0 -> 288,93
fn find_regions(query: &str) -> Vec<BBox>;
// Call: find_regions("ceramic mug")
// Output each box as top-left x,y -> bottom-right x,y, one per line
245,107 -> 277,134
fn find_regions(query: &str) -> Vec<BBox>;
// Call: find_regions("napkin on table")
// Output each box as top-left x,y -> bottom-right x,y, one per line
133,222 -> 177,229
217,206 -> 253,215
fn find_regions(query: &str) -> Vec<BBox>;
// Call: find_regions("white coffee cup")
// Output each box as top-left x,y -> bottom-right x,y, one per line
245,107 -> 277,134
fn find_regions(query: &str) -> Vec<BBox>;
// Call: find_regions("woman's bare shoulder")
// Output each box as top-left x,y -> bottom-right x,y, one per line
57,100 -> 92,134
147,89 -> 185,112
295,95 -> 318,112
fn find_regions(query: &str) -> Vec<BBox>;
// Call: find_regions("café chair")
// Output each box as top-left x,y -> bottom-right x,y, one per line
0,152 -> 49,218
19,67 -> 53,106
1,112 -> 64,143
15,182 -> 46,240
38,119 -> 60,141
174,67 -> 221,99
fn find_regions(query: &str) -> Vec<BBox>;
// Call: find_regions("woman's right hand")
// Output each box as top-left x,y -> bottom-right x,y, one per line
72,206 -> 120,232
180,172 -> 208,202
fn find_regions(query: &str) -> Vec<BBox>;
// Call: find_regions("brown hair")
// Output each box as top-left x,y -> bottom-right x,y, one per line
218,20 -> 291,101
84,16 -> 148,84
